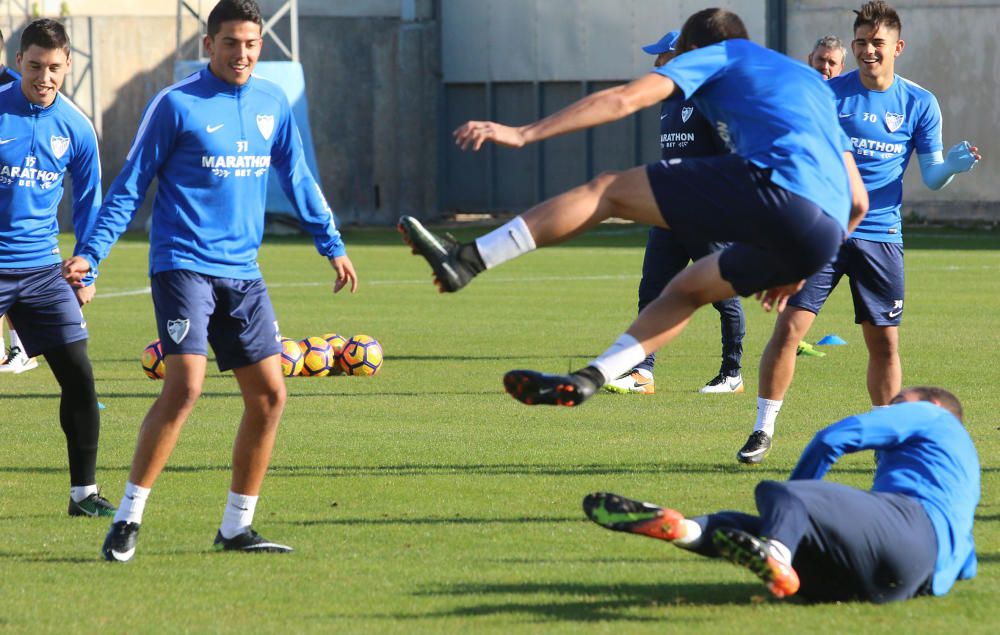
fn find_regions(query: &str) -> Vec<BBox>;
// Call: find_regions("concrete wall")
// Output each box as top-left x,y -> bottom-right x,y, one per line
787,0 -> 1000,221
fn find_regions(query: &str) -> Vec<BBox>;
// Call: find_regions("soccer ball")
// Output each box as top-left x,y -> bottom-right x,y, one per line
339,334 -> 383,376
279,337 -> 304,377
141,339 -> 166,379
322,333 -> 348,375
298,336 -> 335,377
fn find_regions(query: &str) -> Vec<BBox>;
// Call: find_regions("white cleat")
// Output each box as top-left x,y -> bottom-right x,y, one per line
699,373 -> 744,394
0,346 -> 39,374
604,369 -> 655,395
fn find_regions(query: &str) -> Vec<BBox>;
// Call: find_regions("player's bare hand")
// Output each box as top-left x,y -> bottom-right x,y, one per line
453,120 -> 526,151
62,256 -> 92,287
330,255 -> 358,294
74,284 -> 96,306
756,280 -> 805,313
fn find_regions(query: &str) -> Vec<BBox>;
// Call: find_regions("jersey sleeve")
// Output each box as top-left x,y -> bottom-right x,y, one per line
914,91 -> 944,155
80,94 -> 178,273
789,406 -> 932,480
655,42 -> 729,100
269,96 -> 346,259
67,121 -> 103,284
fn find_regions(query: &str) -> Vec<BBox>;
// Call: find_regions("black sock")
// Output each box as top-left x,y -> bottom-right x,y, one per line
43,340 -> 100,486
571,366 -> 605,389
458,242 -> 486,274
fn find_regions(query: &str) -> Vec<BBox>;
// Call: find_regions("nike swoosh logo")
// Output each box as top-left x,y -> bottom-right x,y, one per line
888,309 -> 902,318
0,138 -> 16,144
206,124 -> 224,133
660,114 -> 669,120
839,113 -> 853,119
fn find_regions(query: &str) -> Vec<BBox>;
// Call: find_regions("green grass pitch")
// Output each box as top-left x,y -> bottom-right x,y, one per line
1,225 -> 998,633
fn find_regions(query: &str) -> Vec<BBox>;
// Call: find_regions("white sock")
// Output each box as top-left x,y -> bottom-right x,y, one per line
220,491 -> 258,539
754,397 -> 782,437
672,519 -> 704,549
474,216 -> 537,269
8,329 -> 21,350
70,484 -> 98,503
114,481 -> 151,525
589,334 -> 647,383
767,539 -> 793,565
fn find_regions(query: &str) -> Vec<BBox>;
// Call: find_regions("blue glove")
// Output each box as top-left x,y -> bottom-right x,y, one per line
943,140 -> 979,173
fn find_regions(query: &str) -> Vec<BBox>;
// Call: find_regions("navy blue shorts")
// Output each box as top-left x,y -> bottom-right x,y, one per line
151,270 -> 281,372
645,154 -> 844,296
0,265 -> 88,357
789,238 -> 904,326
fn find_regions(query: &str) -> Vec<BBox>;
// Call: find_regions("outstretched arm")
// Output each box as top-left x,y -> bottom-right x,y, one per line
453,73 -> 677,151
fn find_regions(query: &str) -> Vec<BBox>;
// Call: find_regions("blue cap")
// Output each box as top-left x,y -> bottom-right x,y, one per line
642,30 -> 680,55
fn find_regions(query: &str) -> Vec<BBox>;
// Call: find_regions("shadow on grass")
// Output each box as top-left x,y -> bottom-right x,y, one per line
0,551 -> 97,564
285,515 -> 581,527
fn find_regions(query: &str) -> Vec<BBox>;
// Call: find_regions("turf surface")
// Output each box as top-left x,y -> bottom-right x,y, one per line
1,225 -> 997,633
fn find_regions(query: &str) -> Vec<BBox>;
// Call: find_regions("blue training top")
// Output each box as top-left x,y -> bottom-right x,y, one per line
657,96 -> 727,160
0,82 -> 102,279
829,70 -> 943,243
790,401 -> 980,596
657,39 -> 851,231
80,66 -> 346,280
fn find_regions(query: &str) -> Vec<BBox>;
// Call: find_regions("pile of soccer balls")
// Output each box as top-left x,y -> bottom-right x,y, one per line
141,333 -> 383,379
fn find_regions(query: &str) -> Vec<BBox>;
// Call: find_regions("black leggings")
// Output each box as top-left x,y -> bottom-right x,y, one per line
43,339 -> 100,486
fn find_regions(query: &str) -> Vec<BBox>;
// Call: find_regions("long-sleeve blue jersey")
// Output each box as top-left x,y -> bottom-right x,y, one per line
0,82 -> 102,275
790,401 -> 980,596
80,67 -> 345,280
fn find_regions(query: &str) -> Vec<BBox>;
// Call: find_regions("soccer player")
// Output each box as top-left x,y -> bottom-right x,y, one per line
738,1 -> 982,464
807,35 -> 846,80
62,0 -> 358,562
400,8 -> 867,408
604,29 -> 746,396
585,386 -> 979,603
0,19 -> 114,516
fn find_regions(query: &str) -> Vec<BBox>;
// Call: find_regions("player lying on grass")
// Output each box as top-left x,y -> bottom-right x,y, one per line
400,8 -> 867,408
584,385 -> 979,603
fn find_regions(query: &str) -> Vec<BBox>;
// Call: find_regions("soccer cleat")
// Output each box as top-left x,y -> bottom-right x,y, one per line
796,341 -> 826,357
213,527 -> 293,553
0,346 -> 38,374
699,373 -> 744,394
68,492 -> 117,517
102,521 -> 140,562
712,528 -> 800,598
583,492 -> 687,542
604,369 -> 655,394
397,215 -> 480,293
503,369 -> 597,407
737,430 -> 772,464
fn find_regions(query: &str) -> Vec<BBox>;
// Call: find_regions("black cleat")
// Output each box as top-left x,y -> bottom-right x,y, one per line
503,369 -> 597,407
583,492 -> 688,541
397,215 -> 480,293
102,521 -> 140,562
712,528 -> 800,598
69,492 -> 117,517
213,527 -> 293,553
736,430 -> 772,464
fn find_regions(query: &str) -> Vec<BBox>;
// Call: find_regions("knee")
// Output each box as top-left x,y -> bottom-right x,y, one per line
253,382 -> 287,416
771,311 -> 811,345
865,328 -> 899,360
755,480 -> 793,505
160,381 -> 203,414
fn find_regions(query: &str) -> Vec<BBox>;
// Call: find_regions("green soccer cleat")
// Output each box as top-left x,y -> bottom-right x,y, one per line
583,492 -> 688,542
796,341 -> 826,357
68,492 -> 117,517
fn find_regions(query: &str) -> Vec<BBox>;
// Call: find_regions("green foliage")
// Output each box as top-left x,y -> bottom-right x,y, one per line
1,226 -> 998,633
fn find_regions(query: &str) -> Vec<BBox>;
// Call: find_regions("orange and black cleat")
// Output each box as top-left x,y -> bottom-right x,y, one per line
583,492 -> 688,542
712,528 -> 800,598
503,369 -> 597,407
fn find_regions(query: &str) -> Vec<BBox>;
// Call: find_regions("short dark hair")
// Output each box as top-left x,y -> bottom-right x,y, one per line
676,8 -> 749,53
19,18 -> 70,55
207,0 -> 263,38
854,1 -> 902,35
896,386 -> 964,422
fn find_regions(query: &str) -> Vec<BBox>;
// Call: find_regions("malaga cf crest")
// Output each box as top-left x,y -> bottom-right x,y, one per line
166,318 -> 190,344
681,106 -> 693,123
50,135 -> 70,159
884,112 -> 904,133
256,114 -> 274,140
